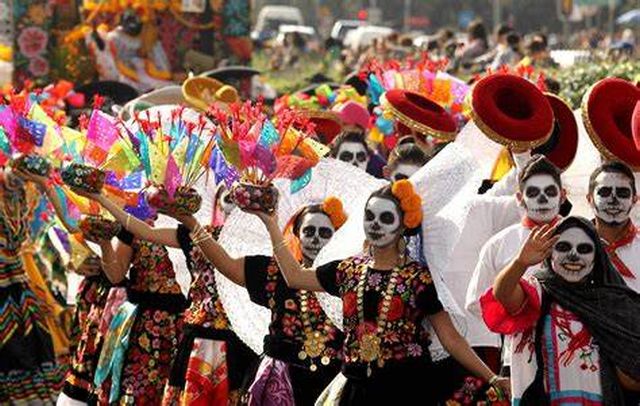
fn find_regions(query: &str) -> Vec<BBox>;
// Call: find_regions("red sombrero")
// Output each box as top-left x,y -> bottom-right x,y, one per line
298,110 -> 344,145
582,78 -> 640,170
470,73 -> 554,150
380,89 -> 457,141
531,94 -> 578,171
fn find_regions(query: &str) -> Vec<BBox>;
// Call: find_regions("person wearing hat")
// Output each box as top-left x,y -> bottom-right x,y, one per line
380,89 -> 458,158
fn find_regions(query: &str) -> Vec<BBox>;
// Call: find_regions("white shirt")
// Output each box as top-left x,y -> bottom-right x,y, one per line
443,195 -> 520,347
465,222 -> 545,355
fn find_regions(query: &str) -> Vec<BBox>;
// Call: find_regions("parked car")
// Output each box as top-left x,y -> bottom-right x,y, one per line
251,5 -> 304,44
343,25 -> 394,51
330,20 -> 368,44
275,25 -> 321,52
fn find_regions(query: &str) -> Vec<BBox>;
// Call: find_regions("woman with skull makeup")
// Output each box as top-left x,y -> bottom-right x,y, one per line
331,131 -> 385,179
178,196 -> 348,405
383,143 -> 430,182
588,162 -> 640,291
0,166 -> 79,403
244,180 -> 509,405
483,216 -> 640,404
80,182 -> 257,405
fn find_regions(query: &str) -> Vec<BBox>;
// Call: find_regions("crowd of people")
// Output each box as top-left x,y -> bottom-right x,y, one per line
1,10 -> 640,406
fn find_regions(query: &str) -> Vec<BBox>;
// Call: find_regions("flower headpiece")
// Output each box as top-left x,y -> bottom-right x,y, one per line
391,179 -> 422,229
321,196 -> 347,229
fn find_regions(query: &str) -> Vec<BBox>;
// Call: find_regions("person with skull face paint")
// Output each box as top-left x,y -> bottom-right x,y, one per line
383,143 -> 430,182
81,182 -> 256,405
249,180 -> 509,405
588,162 -> 640,292
483,216 -> 640,404
466,155 -> 566,375
181,197 -> 348,405
331,131 -> 384,178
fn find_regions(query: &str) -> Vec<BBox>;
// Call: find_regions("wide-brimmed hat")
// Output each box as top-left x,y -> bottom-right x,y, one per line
531,93 -> 578,171
182,76 -> 239,111
582,77 -> 640,170
380,89 -> 457,141
470,73 -> 554,150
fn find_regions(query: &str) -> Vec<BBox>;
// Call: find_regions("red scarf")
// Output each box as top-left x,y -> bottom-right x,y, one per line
604,222 -> 637,279
521,216 -> 561,230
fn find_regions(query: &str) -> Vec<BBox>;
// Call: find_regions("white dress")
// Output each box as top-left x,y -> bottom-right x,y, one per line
480,276 -> 603,405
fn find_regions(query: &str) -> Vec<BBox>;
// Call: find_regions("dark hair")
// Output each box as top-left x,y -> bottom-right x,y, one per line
527,38 -> 547,55
387,144 -> 429,172
330,130 -> 370,158
367,185 -> 420,237
588,161 -> 637,196
518,155 -> 562,191
291,204 -> 326,237
544,78 -> 561,94
467,19 -> 488,44
496,24 -> 513,37
506,32 -> 521,48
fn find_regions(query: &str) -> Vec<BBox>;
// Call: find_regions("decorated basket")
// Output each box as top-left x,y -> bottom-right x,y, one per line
145,184 -> 202,216
182,76 -> 239,111
11,154 -> 51,177
79,215 -> 122,242
230,182 -> 279,214
61,163 -> 106,194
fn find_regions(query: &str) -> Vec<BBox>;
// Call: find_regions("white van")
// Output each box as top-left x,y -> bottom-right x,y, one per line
252,6 -> 304,43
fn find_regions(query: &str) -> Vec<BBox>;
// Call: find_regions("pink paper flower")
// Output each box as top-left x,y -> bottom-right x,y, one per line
28,56 -> 49,77
18,27 -> 48,57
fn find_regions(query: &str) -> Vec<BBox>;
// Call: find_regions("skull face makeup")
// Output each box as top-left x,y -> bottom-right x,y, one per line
591,172 -> 635,226
337,142 -> 369,171
364,197 -> 402,247
298,212 -> 335,262
551,227 -> 596,283
219,188 -> 235,216
521,174 -> 561,223
390,164 -> 421,182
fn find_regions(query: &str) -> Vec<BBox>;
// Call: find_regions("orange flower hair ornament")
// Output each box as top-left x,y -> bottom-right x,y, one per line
391,179 -> 423,229
321,196 -> 348,229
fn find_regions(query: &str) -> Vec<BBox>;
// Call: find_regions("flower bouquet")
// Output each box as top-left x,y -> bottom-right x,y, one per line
61,162 -> 106,194
79,214 -> 122,242
11,153 -> 52,177
120,106 -> 216,216
210,100 -> 328,214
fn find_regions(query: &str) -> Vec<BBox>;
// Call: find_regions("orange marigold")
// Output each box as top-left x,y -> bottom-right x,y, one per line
322,196 -> 347,229
391,179 -> 414,200
403,210 -> 423,229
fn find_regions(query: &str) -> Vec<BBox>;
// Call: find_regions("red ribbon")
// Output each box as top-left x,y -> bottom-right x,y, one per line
604,223 -> 637,279
521,216 -> 561,230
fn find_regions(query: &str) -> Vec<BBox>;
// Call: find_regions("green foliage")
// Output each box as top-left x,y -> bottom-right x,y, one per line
554,60 -> 640,109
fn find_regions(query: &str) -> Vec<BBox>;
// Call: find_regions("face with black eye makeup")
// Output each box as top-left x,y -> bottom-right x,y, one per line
336,141 -> 370,170
591,172 -> 635,226
297,212 -> 335,262
551,227 -> 596,282
520,174 -> 561,223
363,196 -> 402,247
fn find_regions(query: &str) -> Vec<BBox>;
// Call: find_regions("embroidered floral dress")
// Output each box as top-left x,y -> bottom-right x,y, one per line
316,256 -> 444,405
96,231 -> 186,405
163,225 -> 256,405
244,255 -> 344,405
480,276 -> 603,405
0,183 -> 65,403
63,271 -> 112,402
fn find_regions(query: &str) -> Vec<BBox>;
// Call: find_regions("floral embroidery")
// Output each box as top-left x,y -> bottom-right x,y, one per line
129,241 -> 182,295
552,307 -> 598,372
183,226 -> 230,329
337,257 -> 437,364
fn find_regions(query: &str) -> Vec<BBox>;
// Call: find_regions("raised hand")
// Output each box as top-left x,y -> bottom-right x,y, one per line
516,224 -> 559,267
